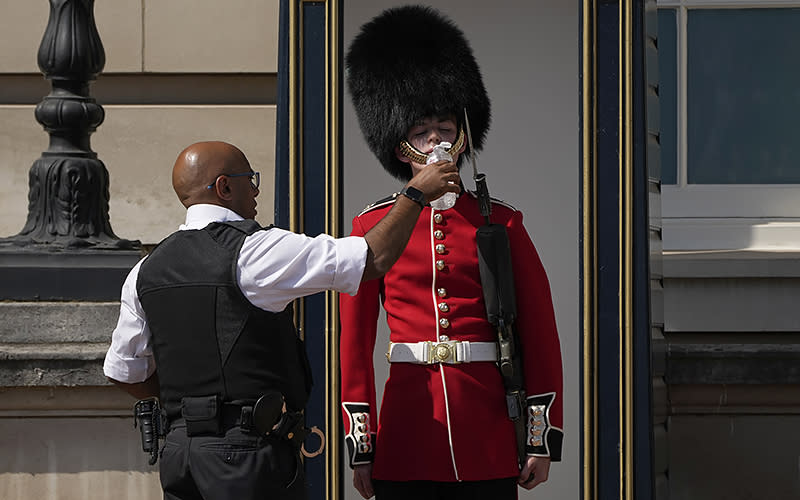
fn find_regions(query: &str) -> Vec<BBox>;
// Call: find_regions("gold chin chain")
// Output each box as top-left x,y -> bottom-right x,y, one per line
398,126 -> 465,164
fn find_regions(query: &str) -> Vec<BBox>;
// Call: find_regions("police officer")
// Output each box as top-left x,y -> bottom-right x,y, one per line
340,6 -> 564,500
103,140 -> 460,500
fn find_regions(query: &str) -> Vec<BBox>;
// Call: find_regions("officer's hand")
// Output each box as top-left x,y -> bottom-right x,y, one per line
353,463 -> 374,499
407,160 -> 461,205
518,455 -> 551,490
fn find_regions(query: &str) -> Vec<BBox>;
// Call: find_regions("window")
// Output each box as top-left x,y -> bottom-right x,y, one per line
657,1 -> 800,251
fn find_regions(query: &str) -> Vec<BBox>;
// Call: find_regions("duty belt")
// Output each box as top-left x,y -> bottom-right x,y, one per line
168,393 -> 325,458
386,340 -> 499,364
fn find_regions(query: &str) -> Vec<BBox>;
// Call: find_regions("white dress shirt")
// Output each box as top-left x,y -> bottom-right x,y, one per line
103,204 -> 368,383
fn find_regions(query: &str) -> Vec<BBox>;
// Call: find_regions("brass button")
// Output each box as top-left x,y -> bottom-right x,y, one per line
439,318 -> 450,329
529,437 -> 543,447
437,288 -> 447,297
357,414 -> 367,423
434,213 -> 443,223
435,243 -> 446,254
436,260 -> 445,271
438,302 -> 449,312
434,230 -> 445,240
439,335 -> 449,341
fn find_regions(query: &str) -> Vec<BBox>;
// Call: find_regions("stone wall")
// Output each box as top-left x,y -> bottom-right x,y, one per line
664,251 -> 800,499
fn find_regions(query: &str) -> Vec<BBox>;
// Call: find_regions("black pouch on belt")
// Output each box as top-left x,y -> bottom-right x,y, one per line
181,395 -> 221,436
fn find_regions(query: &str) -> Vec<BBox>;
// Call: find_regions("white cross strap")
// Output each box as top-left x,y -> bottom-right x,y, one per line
386,340 -> 499,364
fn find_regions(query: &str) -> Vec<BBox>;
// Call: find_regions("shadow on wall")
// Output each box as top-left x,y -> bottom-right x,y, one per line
0,417 -> 152,474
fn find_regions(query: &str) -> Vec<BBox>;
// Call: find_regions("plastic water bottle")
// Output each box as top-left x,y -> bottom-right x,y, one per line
426,142 -> 457,210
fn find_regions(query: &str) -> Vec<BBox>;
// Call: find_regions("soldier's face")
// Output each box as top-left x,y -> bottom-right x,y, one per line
405,116 -> 459,155
404,115 -> 462,176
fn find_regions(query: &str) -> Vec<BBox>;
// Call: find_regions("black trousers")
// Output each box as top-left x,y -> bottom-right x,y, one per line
159,423 -> 305,500
373,477 -> 518,500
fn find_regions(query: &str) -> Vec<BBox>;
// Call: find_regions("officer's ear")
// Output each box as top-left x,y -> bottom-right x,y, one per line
212,175 -> 235,201
395,146 -> 412,164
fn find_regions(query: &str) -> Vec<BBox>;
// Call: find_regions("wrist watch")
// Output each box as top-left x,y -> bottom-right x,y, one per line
400,186 -> 426,208
399,185 -> 426,207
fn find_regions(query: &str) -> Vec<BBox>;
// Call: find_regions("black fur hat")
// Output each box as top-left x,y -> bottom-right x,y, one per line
346,5 -> 491,181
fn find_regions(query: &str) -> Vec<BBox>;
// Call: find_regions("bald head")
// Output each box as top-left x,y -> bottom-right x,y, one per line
172,141 -> 250,208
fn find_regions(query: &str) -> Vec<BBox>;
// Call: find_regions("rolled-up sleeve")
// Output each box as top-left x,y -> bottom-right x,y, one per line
238,228 -> 368,312
329,235 -> 369,294
103,259 -> 156,383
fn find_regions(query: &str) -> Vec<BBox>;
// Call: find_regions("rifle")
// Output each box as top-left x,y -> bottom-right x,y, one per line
464,109 -> 528,470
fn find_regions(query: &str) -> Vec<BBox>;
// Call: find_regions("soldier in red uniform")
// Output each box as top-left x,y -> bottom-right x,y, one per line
340,6 -> 564,499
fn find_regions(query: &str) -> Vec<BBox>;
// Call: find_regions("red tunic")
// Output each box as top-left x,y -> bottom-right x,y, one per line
340,191 -> 563,482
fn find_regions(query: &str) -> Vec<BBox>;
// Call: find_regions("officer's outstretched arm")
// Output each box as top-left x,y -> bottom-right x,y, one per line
361,160 -> 459,281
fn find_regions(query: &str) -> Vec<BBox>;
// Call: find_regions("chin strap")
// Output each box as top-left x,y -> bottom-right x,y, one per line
398,126 -> 465,164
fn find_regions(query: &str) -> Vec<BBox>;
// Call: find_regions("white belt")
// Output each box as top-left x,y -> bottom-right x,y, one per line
386,340 -> 499,365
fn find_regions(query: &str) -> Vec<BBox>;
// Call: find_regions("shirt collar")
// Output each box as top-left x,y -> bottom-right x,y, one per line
179,204 -> 244,231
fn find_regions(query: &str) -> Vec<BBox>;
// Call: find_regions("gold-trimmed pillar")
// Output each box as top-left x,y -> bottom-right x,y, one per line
581,1 -> 657,498
277,1 -> 344,498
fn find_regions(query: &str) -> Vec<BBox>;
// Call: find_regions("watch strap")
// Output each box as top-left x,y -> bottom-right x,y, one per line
399,185 -> 426,207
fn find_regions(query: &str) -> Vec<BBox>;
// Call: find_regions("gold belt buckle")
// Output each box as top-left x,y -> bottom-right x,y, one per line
429,340 -> 460,364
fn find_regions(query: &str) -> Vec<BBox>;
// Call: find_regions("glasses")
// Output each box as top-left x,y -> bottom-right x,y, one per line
206,171 -> 260,190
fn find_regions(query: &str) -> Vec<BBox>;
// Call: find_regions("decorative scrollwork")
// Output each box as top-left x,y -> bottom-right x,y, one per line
2,0 -> 138,250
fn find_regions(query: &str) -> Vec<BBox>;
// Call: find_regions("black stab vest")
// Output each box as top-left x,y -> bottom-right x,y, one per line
136,220 -> 312,420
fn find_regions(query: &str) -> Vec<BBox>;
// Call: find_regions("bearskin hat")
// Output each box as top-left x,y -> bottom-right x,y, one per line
346,5 -> 491,181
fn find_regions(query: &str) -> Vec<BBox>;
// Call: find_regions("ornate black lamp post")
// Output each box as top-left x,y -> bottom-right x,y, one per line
2,0 -> 136,250
0,0 -> 140,301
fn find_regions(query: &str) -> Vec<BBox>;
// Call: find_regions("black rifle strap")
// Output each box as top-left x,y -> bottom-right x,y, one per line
476,223 -> 528,469
476,225 -> 517,325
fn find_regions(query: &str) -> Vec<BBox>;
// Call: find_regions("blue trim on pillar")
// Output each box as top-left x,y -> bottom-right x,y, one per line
275,2 -> 329,497
596,3 -> 622,499
300,3 -> 327,500
589,2 -> 655,499
275,0 -> 290,228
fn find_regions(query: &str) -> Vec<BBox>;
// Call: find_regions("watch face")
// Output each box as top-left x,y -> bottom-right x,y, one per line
406,186 -> 423,199
402,186 -> 425,206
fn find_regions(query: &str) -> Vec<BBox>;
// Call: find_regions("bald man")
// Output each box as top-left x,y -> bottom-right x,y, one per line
103,141 -> 460,500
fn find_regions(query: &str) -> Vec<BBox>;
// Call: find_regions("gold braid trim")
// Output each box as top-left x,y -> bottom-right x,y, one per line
398,127 -> 465,164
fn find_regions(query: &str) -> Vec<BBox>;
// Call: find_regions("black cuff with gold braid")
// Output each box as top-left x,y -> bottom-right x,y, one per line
525,392 -> 563,462
342,402 -> 376,467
